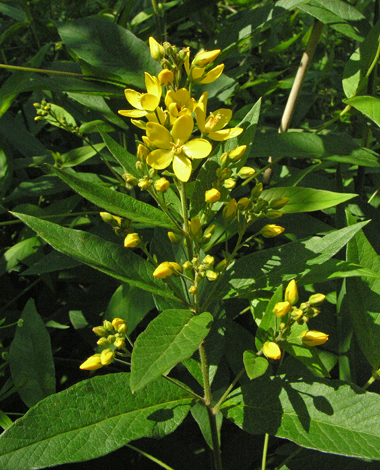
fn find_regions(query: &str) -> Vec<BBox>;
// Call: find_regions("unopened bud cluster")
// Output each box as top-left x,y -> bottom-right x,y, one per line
80,318 -> 130,371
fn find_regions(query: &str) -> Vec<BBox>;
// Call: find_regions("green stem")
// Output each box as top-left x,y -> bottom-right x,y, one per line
126,443 -> 176,470
178,180 -> 193,261
199,342 -> 212,405
213,368 -> 245,413
207,406 -> 223,470
162,375 -> 203,401
362,368 -> 379,390
151,0 -> 163,42
0,278 -> 41,314
261,433 -> 270,470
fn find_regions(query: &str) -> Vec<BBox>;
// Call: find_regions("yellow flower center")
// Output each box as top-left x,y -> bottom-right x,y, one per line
170,142 -> 183,155
205,112 -> 223,132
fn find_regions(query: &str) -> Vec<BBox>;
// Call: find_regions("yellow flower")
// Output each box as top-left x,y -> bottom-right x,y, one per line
155,177 -> 170,193
124,233 -> 140,248
229,145 -> 247,162
308,294 -> 326,306
273,301 -> 291,318
158,69 -> 174,86
189,217 -> 202,237
205,188 -> 221,203
206,270 -> 218,281
192,49 -> 221,67
190,64 -> 225,84
238,167 -> 255,179
149,37 -> 165,61
80,354 -> 103,371
263,342 -> 281,360
112,318 -> 128,333
119,72 -> 162,118
301,330 -> 329,346
153,261 -> 183,279
195,92 -> 243,141
261,224 -> 285,238
146,115 -> 212,182
285,280 -> 299,306
224,178 -> 236,189
165,88 -> 197,118
203,255 -> 215,267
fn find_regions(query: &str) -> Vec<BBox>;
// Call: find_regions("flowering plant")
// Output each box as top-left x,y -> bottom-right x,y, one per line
1,5 -> 380,470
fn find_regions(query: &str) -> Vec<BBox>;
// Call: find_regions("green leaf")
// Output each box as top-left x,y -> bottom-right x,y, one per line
58,19 -> 160,88
346,219 -> 380,369
0,373 -> 193,469
253,132 -> 380,166
0,237 -> 43,277
345,95 -> 380,129
255,285 -> 283,350
221,376 -> 380,460
11,212 -> 178,301
243,351 -> 269,380
9,299 -> 55,408
0,411 -> 12,431
43,103 -> 76,129
130,310 -> 213,392
261,187 -> 356,213
100,131 -> 140,177
59,143 -> 106,168
105,283 -> 154,335
191,402 -> 223,449
227,222 -> 370,297
52,167 -> 175,229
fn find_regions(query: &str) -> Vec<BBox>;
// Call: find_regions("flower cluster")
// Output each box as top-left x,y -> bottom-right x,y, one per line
262,280 -> 328,360
80,318 -> 131,371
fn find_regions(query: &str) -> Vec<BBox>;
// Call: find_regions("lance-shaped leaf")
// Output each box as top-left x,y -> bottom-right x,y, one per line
0,373 -> 194,469
100,130 -> 140,177
260,187 -> 356,214
131,310 -> 213,392
226,222 -> 373,297
11,213 -> 178,301
52,167 -> 175,229
345,95 -> 380,129
346,220 -> 380,369
221,376 -> 380,460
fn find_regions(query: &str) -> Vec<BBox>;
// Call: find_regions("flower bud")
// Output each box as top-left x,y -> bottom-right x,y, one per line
290,308 -> 304,321
203,255 -> 215,268
261,224 -> 285,238
112,318 -> 128,334
190,217 -> 202,237
100,348 -> 115,366
149,37 -> 165,61
107,335 -> 116,344
138,179 -> 151,190
308,294 -> 326,306
215,258 -> 228,272
80,354 -> 103,371
224,178 -> 236,190
97,337 -> 110,347
192,49 -> 221,67
153,262 -> 174,279
216,168 -> 231,181
92,326 -> 108,337
285,280 -> 299,306
155,177 -> 170,193
189,286 -> 198,295
136,161 -> 144,172
237,197 -> 252,211
223,199 -> 237,221
137,144 -> 149,162
229,145 -> 247,162
206,270 -> 218,281
205,188 -> 221,203
124,233 -> 140,248
273,301 -> 291,318
103,320 -> 113,332
238,167 -> 255,179
220,152 -> 228,166
168,231 -> 182,244
301,330 -> 329,346
158,69 -> 174,86
100,212 -> 115,225
149,168 -> 157,178
114,337 -> 126,349
123,174 -> 139,186
263,342 -> 281,360
183,261 -> 193,271
270,197 -> 290,210
265,210 -> 283,219
168,262 -> 183,276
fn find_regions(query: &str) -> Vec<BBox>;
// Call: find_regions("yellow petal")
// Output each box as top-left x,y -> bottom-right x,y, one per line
118,109 -> 147,118
130,119 -> 146,130
191,66 -> 205,80
172,115 -> 194,144
79,355 -> 103,370
200,64 -> 224,84
192,49 -> 220,67
124,89 -> 143,109
146,122 -> 172,148
173,153 -> 192,182
145,72 -> 162,98
147,148 -> 173,170
205,108 -> 232,132
140,93 -> 160,112
208,127 -> 243,141
183,138 -> 212,159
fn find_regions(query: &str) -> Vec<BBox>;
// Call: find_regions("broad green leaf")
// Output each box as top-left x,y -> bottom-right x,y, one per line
253,132 -> 380,166
11,212 -> 178,301
346,219 -> 380,369
52,167 -> 175,229
343,20 -> 380,98
9,299 -> 55,408
3,175 -> 68,203
0,3 -> 27,21
260,187 -> 356,213
277,0 -> 370,41
105,283 -> 155,334
43,103 -> 76,129
22,251 -> 81,275
79,120 -> 115,134
130,310 -> 213,391
243,351 -> 269,380
191,401 -> 223,449
100,130 -> 140,177
227,222 -> 370,297
221,376 -> 380,460
255,285 -> 283,350
59,143 -> 106,168
0,236 -> 43,277
58,19 -> 160,88
0,373 -> 193,469
0,411 -> 12,431
345,96 -> 380,129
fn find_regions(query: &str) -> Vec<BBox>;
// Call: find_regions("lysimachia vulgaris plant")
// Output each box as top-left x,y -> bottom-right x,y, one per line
5,31 -> 380,470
